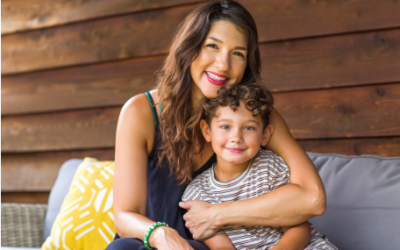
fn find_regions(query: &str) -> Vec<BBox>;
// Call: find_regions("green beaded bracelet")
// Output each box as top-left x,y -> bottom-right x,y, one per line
144,222 -> 169,249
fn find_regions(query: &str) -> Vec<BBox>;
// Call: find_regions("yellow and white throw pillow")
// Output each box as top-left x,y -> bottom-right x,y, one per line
42,157 -> 116,250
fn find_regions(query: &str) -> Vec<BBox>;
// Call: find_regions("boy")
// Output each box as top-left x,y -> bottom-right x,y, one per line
182,84 -> 337,250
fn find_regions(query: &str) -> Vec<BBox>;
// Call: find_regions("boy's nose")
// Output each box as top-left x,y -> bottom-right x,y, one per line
230,130 -> 243,143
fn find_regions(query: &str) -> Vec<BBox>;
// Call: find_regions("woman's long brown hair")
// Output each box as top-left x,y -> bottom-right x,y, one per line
156,0 -> 261,184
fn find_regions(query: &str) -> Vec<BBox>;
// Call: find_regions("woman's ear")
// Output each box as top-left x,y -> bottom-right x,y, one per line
261,123 -> 274,147
200,119 -> 212,142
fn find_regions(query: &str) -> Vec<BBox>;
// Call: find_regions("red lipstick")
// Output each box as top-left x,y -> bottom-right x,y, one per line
204,71 -> 229,85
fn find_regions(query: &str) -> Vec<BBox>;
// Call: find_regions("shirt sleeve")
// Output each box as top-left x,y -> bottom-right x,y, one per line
269,153 -> 290,191
181,179 -> 202,201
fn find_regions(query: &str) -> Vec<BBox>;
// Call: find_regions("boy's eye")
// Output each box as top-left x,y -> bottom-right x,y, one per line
244,126 -> 254,131
221,125 -> 230,130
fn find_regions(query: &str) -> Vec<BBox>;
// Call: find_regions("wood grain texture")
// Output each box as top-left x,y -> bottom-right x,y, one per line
1,107 -> 120,152
262,28 -> 400,92
1,192 -> 49,204
1,4 -> 198,75
242,0 -> 400,42
1,0 -> 203,35
298,137 -> 400,157
274,83 -> 400,139
4,0 -> 400,39
2,57 -> 163,115
3,29 -> 400,115
3,1 -> 400,74
1,149 -> 115,191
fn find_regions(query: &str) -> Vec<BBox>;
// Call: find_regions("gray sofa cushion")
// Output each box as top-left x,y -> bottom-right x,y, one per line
308,153 -> 400,250
43,159 -> 83,240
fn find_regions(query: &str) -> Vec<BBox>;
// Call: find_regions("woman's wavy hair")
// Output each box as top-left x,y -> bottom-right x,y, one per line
157,0 -> 261,184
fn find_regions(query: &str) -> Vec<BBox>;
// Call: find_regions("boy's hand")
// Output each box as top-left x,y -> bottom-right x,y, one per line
179,200 -> 221,240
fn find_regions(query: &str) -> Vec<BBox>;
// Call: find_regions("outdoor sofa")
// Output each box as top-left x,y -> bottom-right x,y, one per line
2,152 -> 400,250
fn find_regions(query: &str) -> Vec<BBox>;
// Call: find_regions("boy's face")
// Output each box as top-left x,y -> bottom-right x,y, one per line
201,101 -> 272,168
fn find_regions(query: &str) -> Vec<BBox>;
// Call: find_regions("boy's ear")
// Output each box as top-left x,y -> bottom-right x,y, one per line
261,123 -> 274,147
200,119 -> 212,142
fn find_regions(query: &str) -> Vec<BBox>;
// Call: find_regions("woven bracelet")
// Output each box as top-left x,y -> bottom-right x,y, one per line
144,222 -> 169,249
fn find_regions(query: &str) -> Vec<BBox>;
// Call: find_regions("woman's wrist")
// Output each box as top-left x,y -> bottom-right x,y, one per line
148,225 -> 167,248
212,202 -> 228,228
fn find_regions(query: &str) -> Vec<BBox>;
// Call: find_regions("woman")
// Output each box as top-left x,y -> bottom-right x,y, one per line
108,1 -> 326,250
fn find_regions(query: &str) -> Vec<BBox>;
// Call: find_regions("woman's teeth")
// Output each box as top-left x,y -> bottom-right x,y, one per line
206,72 -> 227,81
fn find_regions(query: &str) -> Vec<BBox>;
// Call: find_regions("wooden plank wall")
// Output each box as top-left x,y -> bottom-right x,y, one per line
2,0 -> 400,204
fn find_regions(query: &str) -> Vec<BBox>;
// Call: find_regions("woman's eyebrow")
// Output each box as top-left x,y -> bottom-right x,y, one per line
208,37 -> 247,51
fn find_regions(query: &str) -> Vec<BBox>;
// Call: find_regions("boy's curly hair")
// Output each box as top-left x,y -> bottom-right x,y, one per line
203,84 -> 274,129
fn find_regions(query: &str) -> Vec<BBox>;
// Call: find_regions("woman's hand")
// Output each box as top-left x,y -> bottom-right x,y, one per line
179,200 -> 222,240
149,226 -> 194,250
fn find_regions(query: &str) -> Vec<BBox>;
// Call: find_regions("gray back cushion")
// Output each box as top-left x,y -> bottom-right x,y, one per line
43,159 -> 83,240
308,153 -> 400,250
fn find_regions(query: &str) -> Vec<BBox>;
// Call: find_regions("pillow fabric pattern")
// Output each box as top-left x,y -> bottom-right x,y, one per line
42,157 -> 116,250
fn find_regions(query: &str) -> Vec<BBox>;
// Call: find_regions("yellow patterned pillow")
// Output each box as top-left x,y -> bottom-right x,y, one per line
42,157 -> 116,250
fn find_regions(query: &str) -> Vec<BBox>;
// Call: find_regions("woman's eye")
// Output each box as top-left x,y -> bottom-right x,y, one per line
221,125 -> 230,130
207,44 -> 218,49
234,51 -> 245,58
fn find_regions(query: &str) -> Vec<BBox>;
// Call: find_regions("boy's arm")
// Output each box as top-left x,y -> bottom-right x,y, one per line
204,232 -> 236,250
271,222 -> 311,250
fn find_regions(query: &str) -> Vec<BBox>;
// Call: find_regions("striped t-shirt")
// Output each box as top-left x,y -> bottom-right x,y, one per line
182,149 -> 337,250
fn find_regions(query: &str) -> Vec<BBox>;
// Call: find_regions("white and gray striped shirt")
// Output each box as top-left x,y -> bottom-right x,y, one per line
182,149 -> 337,250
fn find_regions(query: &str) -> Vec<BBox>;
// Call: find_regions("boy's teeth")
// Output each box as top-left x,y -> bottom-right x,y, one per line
206,72 -> 227,81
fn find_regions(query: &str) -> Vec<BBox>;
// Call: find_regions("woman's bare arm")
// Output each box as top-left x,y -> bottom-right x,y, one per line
114,93 -> 193,250
180,109 -> 326,240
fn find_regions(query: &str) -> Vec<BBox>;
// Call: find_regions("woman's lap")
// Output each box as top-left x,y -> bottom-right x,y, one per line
106,237 -> 210,250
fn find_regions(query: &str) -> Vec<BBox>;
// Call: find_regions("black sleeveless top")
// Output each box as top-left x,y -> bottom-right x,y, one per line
144,92 -> 216,239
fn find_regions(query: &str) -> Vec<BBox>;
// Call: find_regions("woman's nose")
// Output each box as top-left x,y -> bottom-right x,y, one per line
214,51 -> 230,71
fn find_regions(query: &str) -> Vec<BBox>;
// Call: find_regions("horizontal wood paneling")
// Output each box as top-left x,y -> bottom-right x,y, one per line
1,149 -> 115,191
299,137 -> 400,157
4,0 -> 400,40
3,1 -> 400,75
1,108 -> 120,152
245,0 -> 400,42
1,192 -> 49,204
1,0 -> 203,35
275,83 -> 400,139
1,57 -> 162,115
3,83 -> 399,152
1,4 -> 198,75
3,29 -> 400,115
263,28 -> 400,92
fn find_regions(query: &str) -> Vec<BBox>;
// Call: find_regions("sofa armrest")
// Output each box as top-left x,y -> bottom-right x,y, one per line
1,203 -> 47,248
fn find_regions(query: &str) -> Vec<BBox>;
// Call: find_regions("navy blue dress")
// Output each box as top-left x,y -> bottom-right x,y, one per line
106,92 -> 215,250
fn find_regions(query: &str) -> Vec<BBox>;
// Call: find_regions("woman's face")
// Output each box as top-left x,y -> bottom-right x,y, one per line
190,20 -> 248,101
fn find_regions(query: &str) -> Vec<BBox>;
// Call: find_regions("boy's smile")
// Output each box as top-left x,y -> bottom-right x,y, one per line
200,101 -> 272,182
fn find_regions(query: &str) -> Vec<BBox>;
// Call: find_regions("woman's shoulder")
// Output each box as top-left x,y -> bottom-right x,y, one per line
117,91 -> 158,153
121,90 -> 158,119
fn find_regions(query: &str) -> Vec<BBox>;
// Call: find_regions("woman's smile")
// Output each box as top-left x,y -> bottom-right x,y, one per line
204,71 -> 229,85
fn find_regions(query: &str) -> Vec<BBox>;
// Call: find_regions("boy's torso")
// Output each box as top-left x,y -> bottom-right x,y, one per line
182,149 -> 329,250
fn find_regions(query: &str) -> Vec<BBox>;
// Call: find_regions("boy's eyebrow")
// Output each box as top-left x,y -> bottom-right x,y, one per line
216,118 -> 232,122
207,37 -> 247,51
216,118 -> 260,124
